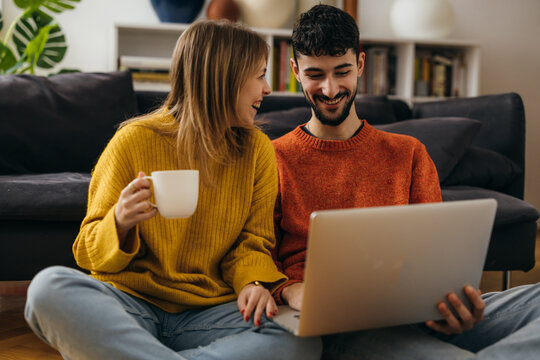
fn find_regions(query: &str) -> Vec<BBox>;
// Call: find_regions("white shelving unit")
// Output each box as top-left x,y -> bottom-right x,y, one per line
114,23 -> 480,103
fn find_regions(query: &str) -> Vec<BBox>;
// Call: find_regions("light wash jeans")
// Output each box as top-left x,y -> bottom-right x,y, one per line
321,283 -> 540,359
25,266 -> 322,360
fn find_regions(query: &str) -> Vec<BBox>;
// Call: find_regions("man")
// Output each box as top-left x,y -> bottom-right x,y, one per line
272,5 -> 540,359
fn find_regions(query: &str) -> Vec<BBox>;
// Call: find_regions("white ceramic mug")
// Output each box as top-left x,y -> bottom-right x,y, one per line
143,170 -> 199,219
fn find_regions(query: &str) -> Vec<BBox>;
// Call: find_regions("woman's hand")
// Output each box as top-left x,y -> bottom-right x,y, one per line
115,171 -> 157,248
237,283 -> 278,327
426,286 -> 485,335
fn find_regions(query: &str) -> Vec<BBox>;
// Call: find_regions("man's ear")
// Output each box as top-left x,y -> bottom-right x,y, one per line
357,52 -> 366,78
290,58 -> 301,82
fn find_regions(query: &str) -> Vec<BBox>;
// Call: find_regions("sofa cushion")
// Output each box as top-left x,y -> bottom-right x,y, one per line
376,117 -> 481,182
442,186 -> 539,225
443,146 -> 523,190
354,95 -> 397,125
0,173 -> 91,221
258,107 -> 311,140
257,96 -> 398,140
0,71 -> 138,174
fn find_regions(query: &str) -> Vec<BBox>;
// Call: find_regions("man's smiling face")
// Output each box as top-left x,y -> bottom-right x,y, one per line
292,49 -> 364,126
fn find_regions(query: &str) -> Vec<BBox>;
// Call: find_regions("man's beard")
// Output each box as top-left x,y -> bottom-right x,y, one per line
305,87 -> 357,127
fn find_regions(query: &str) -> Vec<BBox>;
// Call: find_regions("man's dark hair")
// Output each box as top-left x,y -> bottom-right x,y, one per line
291,4 -> 360,63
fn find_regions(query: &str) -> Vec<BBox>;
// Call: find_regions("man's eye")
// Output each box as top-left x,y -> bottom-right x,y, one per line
307,74 -> 322,79
336,71 -> 350,76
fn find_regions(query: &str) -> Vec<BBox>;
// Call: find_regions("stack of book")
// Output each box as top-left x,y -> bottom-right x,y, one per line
272,39 -> 302,94
118,56 -> 171,91
414,50 -> 467,98
358,45 -> 397,96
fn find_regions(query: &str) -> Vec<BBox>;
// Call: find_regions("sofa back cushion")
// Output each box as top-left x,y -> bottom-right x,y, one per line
256,95 -> 400,140
376,117 -> 482,182
0,71 -> 138,174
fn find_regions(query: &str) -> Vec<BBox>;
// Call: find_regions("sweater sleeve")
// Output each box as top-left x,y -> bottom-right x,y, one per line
220,132 -> 288,296
410,142 -> 443,204
72,126 -> 142,273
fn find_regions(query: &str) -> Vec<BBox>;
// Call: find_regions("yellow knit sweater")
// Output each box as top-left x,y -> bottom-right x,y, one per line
73,116 -> 287,313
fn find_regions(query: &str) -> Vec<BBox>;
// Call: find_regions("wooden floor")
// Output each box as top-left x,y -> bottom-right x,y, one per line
1,233 -> 539,359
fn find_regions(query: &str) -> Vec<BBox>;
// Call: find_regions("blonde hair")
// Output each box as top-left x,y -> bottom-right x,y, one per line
122,20 -> 269,186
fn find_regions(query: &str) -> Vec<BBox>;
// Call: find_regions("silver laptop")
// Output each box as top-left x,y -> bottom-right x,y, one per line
273,199 -> 497,337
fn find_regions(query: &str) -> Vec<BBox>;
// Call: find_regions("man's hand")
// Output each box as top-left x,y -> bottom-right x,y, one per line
281,282 -> 304,311
237,283 -> 278,327
426,285 -> 485,335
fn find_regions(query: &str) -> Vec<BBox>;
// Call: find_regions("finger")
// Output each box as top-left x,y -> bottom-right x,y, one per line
425,320 -> 452,335
237,288 -> 248,315
132,178 -> 152,191
437,301 -> 463,334
253,290 -> 268,326
266,296 -> 278,319
465,286 -> 485,321
243,286 -> 256,322
447,293 -> 473,331
130,189 -> 154,204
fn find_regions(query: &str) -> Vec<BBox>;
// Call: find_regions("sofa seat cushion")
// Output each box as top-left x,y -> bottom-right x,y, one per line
0,173 -> 91,221
442,186 -> 539,226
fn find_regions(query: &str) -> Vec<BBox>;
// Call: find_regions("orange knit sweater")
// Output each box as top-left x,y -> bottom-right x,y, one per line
272,121 -> 442,303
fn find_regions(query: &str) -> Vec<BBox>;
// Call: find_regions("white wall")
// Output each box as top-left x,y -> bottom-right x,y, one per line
2,0 -> 540,210
359,0 -> 540,211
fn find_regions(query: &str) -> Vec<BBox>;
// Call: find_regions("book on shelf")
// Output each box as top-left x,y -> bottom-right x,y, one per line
360,45 -> 396,96
118,55 -> 171,71
274,39 -> 302,94
414,50 -> 467,98
119,55 -> 172,87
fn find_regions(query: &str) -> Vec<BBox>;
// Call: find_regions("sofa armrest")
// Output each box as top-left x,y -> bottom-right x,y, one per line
413,93 -> 525,199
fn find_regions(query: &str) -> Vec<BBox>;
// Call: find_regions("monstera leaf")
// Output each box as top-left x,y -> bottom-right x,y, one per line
14,0 -> 80,13
0,0 -> 80,74
12,9 -> 67,71
0,43 -> 18,71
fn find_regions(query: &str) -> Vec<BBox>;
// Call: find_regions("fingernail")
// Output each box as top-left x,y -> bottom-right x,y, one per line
245,315 -> 250,322
255,320 -> 260,326
241,309 -> 245,315
267,312 -> 273,318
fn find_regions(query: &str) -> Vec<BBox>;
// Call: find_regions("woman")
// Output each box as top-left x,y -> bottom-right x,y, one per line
25,20 -> 322,360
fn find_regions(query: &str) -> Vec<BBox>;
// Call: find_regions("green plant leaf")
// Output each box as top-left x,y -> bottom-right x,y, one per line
0,42 -> 18,73
15,0 -> 80,13
42,0 -> 81,14
12,10 -> 66,71
14,0 -> 43,11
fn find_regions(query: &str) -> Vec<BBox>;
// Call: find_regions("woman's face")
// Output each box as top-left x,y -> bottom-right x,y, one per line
235,61 -> 271,127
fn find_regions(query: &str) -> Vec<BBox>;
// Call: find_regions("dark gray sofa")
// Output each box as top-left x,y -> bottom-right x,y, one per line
1,71 -> 537,288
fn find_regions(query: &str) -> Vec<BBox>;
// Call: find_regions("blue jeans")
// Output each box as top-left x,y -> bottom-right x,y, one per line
25,266 -> 322,360
322,283 -> 540,359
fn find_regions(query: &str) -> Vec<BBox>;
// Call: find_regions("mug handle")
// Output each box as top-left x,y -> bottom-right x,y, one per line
141,175 -> 158,208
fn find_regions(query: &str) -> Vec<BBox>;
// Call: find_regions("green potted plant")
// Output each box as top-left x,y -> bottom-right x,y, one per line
0,0 -> 80,75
